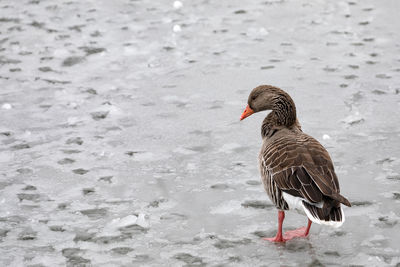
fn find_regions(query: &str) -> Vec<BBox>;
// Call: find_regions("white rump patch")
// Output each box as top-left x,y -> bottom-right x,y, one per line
282,192 -> 306,211
282,192 -> 345,228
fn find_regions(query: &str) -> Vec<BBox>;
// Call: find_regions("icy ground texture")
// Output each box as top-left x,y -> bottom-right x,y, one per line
1,0 -> 400,266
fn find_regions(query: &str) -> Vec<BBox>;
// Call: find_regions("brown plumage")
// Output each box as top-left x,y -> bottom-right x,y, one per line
240,85 -> 351,242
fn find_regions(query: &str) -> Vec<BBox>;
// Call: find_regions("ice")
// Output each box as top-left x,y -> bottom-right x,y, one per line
246,27 -> 269,38
186,162 -> 197,171
2,103 -> 13,112
53,48 -> 69,58
1,0 -> 400,266
1,103 -> 12,110
173,1 -> 183,9
173,147 -> 196,155
101,215 -> 138,235
135,213 -> 149,228
210,200 -> 242,214
342,111 -> 365,126
67,117 -> 81,126
129,152 -> 162,161
219,143 -> 243,153
322,134 -> 331,140
173,24 -> 182,33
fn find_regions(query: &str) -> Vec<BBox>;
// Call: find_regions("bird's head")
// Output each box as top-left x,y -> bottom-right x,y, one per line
240,85 -> 290,120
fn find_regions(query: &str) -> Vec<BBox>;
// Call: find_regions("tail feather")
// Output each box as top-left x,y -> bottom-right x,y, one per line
302,201 -> 345,228
332,193 -> 351,207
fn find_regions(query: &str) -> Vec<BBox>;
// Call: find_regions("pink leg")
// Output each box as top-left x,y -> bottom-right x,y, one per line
283,219 -> 312,241
263,210 -> 286,242
263,212 -> 312,243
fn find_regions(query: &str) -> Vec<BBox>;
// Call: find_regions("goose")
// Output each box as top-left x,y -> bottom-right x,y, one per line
240,85 -> 351,242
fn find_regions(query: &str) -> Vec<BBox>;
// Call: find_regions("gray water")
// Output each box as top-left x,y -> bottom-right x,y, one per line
1,0 -> 400,266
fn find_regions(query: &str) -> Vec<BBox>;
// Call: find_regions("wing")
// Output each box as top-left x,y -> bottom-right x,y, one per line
262,133 -> 351,207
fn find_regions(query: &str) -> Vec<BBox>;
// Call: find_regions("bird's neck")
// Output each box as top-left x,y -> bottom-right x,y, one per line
272,95 -> 297,126
261,96 -> 298,138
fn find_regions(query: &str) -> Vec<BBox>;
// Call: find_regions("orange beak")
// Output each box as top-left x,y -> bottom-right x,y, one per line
240,105 -> 254,120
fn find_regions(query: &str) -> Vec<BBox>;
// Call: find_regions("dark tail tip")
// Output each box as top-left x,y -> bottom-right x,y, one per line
341,196 -> 351,207
334,193 -> 351,207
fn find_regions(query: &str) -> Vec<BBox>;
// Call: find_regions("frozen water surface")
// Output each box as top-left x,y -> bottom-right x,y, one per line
1,0 -> 400,266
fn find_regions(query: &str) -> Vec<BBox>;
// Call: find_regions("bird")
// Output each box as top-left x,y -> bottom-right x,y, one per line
239,85 -> 351,242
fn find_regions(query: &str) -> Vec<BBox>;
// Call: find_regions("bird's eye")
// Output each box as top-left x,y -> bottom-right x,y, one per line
252,95 -> 257,100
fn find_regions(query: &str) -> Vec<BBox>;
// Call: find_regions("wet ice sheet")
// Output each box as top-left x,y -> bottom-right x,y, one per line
1,0 -> 400,266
